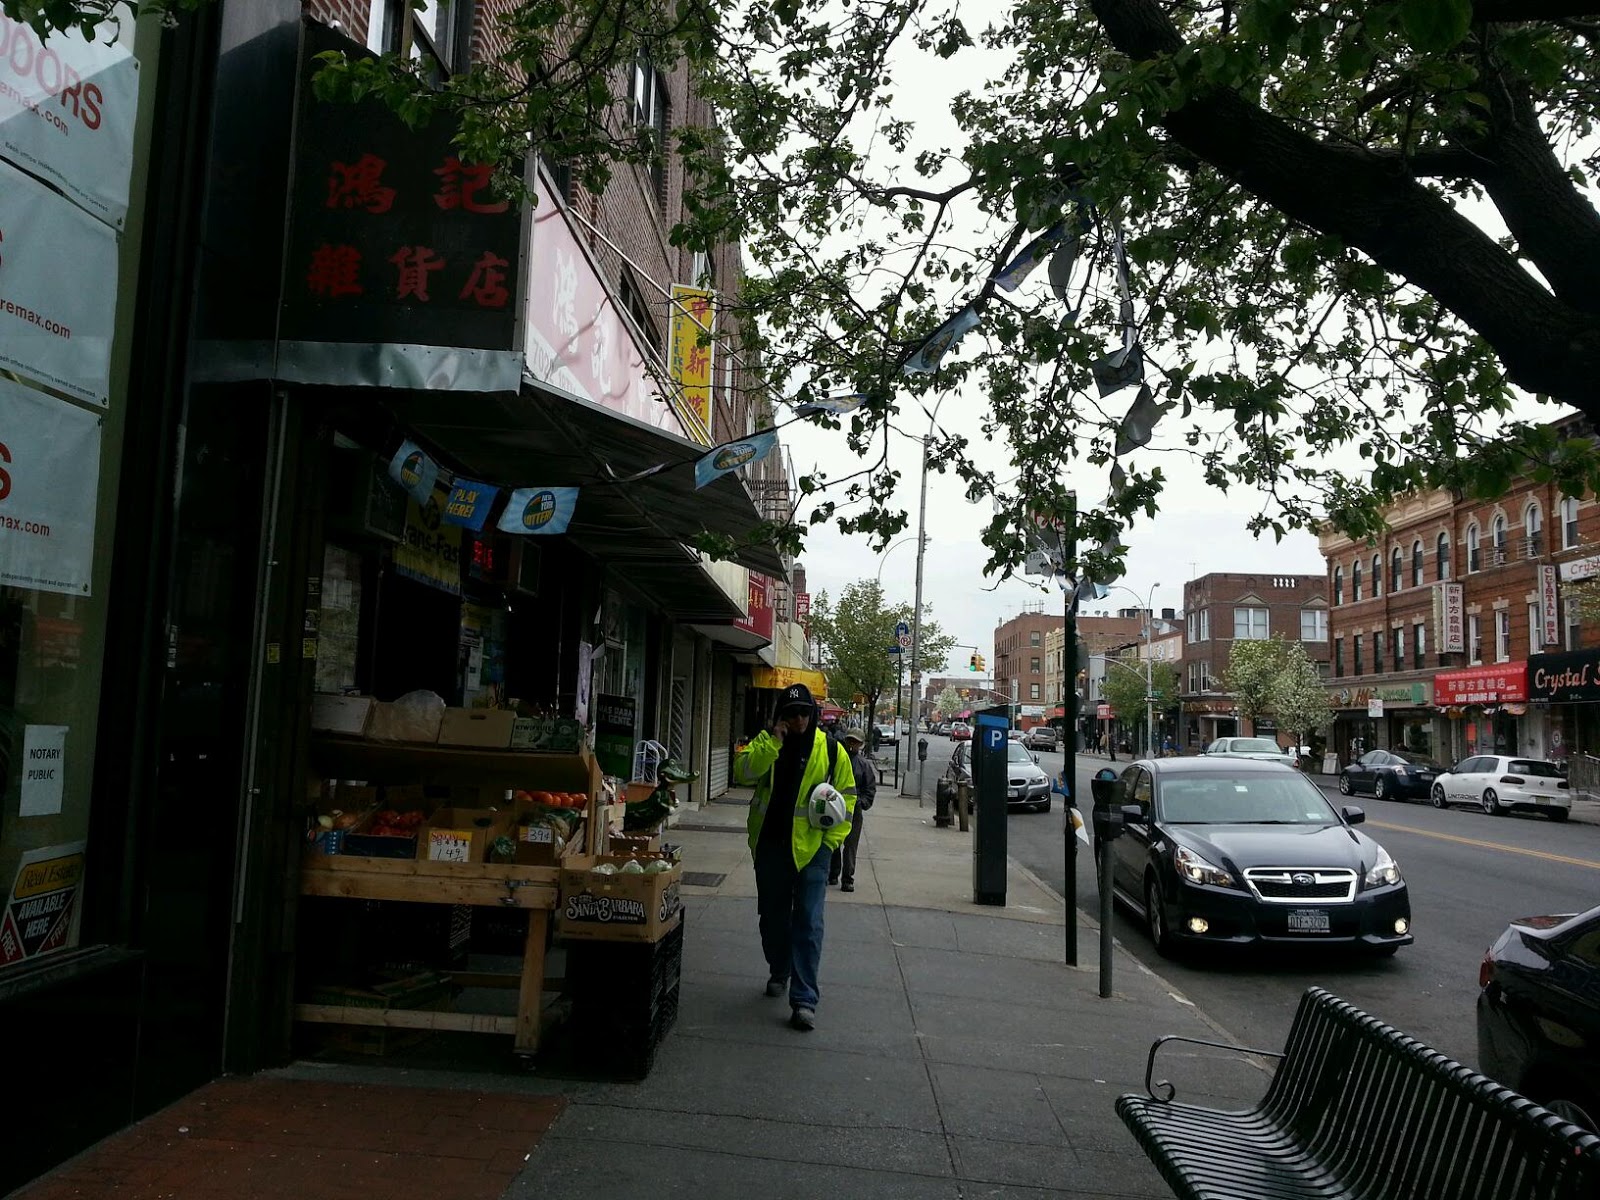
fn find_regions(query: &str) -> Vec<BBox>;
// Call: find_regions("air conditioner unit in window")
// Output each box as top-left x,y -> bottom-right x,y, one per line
1491,548 -> 1508,566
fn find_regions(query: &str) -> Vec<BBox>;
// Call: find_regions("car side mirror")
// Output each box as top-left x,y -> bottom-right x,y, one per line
1119,804 -> 1148,826
1341,805 -> 1366,825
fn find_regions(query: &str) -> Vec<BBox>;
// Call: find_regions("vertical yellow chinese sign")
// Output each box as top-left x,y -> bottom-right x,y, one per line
669,284 -> 715,444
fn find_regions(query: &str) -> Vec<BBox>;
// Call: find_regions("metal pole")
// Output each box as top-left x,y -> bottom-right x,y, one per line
894,651 -> 904,786
904,431 -> 932,798
1145,623 -> 1154,758
1099,821 -> 1115,997
1062,493 -> 1078,967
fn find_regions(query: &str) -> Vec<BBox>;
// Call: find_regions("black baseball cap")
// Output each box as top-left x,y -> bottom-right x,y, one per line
776,683 -> 814,717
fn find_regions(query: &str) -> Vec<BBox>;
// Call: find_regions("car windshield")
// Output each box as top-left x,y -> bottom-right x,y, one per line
1509,760 -> 1563,777
1157,774 -> 1339,825
1227,738 -> 1282,754
1007,743 -> 1033,763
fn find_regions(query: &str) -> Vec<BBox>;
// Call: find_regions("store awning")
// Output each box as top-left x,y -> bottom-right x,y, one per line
751,666 -> 827,694
384,377 -> 788,576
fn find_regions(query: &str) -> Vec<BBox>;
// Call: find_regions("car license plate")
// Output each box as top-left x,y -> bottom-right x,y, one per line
1288,909 -> 1331,933
1419,773 -> 1434,781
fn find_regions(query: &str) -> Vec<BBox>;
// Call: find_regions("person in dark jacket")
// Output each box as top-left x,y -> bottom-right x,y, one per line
829,730 -> 875,891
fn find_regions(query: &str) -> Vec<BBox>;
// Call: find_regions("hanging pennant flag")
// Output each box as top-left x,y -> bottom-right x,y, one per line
994,221 -> 1067,293
1114,384 -> 1172,456
440,478 -> 500,532
695,428 -> 779,489
388,439 -> 439,505
498,487 -> 579,536
794,392 -> 870,418
902,303 -> 982,375
1111,223 -> 1137,353
1046,238 -> 1079,306
1092,344 -> 1145,397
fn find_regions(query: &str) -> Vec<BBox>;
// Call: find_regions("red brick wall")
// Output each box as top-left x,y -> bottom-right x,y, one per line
1181,573 -> 1330,695
304,0 -> 369,42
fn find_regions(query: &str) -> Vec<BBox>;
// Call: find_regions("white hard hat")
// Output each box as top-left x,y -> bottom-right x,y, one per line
807,783 -> 849,830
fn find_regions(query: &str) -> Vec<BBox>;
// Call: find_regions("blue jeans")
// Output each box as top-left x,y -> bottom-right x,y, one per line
754,840 -> 829,1009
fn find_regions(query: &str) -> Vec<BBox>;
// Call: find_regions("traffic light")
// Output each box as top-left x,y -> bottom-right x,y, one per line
977,653 -> 986,672
968,653 -> 978,672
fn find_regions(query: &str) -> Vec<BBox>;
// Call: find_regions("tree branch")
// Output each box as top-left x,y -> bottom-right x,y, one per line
1474,1 -> 1600,21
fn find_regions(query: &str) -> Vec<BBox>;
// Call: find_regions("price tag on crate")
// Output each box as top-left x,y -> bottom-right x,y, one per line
427,829 -> 474,862
522,825 -> 554,844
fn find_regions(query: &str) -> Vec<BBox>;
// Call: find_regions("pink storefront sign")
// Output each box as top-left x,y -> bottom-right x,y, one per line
523,169 -> 687,436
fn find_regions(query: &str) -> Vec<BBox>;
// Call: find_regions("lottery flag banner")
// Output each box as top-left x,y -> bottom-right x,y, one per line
498,487 -> 579,536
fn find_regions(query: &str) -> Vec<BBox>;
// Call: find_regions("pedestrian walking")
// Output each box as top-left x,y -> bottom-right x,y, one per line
1162,734 -> 1174,757
829,730 -> 874,891
734,683 -> 856,1031
947,735 -> 973,832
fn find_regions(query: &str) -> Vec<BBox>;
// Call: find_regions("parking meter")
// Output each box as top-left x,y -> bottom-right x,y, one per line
917,737 -> 929,762
971,707 -> 1010,905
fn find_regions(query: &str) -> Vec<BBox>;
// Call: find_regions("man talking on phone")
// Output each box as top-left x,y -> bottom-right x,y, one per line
734,683 -> 856,1030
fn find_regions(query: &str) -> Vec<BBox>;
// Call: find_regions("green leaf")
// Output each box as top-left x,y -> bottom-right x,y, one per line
1400,0 -> 1472,53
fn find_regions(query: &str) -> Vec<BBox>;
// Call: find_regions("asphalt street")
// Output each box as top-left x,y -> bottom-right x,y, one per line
900,731 -> 1600,1070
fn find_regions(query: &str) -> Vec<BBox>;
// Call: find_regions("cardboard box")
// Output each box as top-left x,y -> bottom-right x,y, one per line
558,854 -> 683,943
417,807 -> 512,863
311,694 -> 376,736
438,707 -> 516,748
365,699 -> 444,743
607,832 -> 663,856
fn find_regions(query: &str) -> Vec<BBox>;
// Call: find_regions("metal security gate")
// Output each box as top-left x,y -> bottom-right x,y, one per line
708,654 -> 734,796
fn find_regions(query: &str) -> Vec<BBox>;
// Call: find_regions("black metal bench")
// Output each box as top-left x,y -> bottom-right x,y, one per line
1117,986 -> 1600,1200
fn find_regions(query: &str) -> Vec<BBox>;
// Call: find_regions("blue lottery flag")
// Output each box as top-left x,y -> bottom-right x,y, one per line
993,221 -> 1067,293
902,303 -> 982,375
498,487 -> 579,536
695,428 -> 778,489
387,439 -> 438,505
794,392 -> 869,418
440,478 -> 499,532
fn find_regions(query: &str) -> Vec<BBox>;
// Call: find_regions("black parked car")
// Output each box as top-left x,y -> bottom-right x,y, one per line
1338,749 -> 1444,801
1478,906 -> 1600,1132
1099,757 -> 1412,957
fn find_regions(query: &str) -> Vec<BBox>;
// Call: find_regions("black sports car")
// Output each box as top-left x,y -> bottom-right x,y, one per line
1478,906 -> 1600,1132
1098,757 -> 1412,956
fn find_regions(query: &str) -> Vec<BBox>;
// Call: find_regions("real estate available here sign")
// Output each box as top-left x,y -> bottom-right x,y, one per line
0,15 -> 140,227
0,378 -> 101,596
0,157 -> 117,404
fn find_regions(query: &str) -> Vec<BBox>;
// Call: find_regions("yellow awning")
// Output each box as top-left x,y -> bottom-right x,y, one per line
751,666 -> 828,695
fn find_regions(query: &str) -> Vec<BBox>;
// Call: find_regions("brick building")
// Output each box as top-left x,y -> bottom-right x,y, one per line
994,609 -> 1062,717
1320,430 -> 1600,767
1179,573 -> 1330,749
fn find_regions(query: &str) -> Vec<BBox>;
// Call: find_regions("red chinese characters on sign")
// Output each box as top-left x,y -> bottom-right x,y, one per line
326,153 -> 396,213
734,573 -> 774,642
433,158 -> 509,214
306,243 -> 364,297
459,251 -> 511,308
795,592 -> 811,627
1433,662 -> 1529,706
390,246 -> 446,301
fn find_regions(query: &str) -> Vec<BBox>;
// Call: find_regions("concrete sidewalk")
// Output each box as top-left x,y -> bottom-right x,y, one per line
15,785 -> 1268,1200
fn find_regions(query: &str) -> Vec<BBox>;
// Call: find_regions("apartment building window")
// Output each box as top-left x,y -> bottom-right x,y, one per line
1030,683 -> 1041,700
1234,606 -> 1268,640
1495,609 -> 1511,662
1371,553 -> 1382,597
1352,561 -> 1363,601
1567,598 -> 1582,651
618,270 -> 663,358
1030,630 -> 1041,648
1300,609 -> 1327,641
1411,540 -> 1424,587
1333,637 -> 1344,678
631,54 -> 670,202
1469,614 -> 1482,663
1390,548 -> 1402,593
1413,622 -> 1426,669
1332,567 -> 1343,605
1525,503 -> 1543,557
1529,603 -> 1541,654
1437,534 -> 1451,580
1561,496 -> 1580,550
1353,635 -> 1362,675
1491,514 -> 1508,564
1392,627 -> 1404,670
1372,631 -> 1384,674
367,0 -> 467,77
1030,656 -> 1041,673
1467,523 -> 1481,572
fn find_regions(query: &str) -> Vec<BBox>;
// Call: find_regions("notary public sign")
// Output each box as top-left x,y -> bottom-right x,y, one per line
0,16 -> 139,227
0,157 -> 117,404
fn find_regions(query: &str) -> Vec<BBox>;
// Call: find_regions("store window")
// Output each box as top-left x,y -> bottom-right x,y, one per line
1392,627 -> 1403,669
316,546 -> 364,694
1561,496 -> 1581,550
1300,609 -> 1327,641
1413,622 -> 1426,669
1567,598 -> 1582,652
1389,548 -> 1402,593
1332,566 -> 1343,606
1352,561 -> 1363,601
1466,523 -> 1481,573
1411,540 -> 1423,587
1333,637 -> 1344,678
1525,503 -> 1543,556
1495,610 -> 1511,662
1436,533 -> 1451,580
1029,683 -> 1040,700
1234,607 -> 1268,640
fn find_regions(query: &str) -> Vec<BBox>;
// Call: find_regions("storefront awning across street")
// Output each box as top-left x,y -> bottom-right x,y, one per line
751,666 -> 828,694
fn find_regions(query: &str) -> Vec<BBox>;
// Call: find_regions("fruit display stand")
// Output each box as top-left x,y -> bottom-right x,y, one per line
297,734 -> 605,1056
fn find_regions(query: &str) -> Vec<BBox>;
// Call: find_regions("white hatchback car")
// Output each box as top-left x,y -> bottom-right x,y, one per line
1430,755 -> 1572,820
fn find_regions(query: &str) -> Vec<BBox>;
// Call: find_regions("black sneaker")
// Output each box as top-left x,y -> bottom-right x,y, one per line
764,977 -> 787,998
841,881 -> 855,893
790,1007 -> 816,1031
827,876 -> 840,886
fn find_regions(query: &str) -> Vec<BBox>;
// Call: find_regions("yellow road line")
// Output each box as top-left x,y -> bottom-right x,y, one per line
1367,819 -> 1600,872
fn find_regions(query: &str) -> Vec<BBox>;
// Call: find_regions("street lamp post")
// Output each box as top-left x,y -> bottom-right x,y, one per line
1102,583 -> 1161,756
906,396 -> 949,798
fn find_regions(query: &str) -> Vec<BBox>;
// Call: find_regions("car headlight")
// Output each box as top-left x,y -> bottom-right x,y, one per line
1364,845 -> 1401,888
1174,845 -> 1234,888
